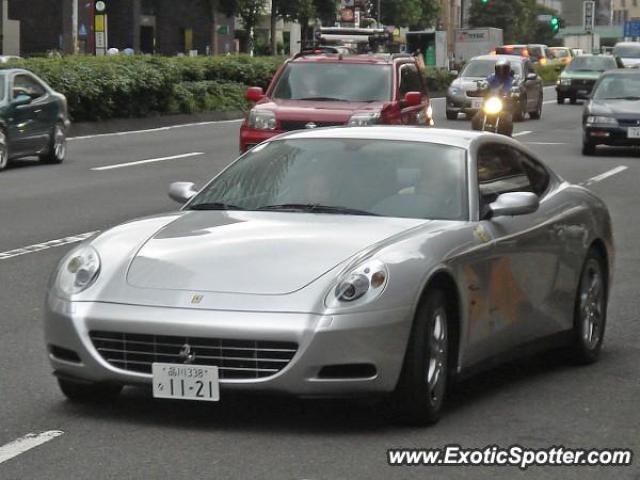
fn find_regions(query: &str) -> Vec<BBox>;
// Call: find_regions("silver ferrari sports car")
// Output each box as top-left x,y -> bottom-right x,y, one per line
45,127 -> 613,425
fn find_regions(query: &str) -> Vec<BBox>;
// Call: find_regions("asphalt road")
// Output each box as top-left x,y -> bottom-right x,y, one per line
1,87 -> 639,480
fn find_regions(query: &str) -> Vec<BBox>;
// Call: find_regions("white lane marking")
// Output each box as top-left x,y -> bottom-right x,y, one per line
526,142 -> 566,145
68,119 -> 244,141
0,431 -> 64,464
513,131 -> 532,137
583,166 -> 628,186
543,100 -> 557,104
0,232 -> 97,261
92,152 -> 205,171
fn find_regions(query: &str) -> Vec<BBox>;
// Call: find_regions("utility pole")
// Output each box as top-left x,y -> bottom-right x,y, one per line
72,0 -> 79,54
377,0 -> 381,25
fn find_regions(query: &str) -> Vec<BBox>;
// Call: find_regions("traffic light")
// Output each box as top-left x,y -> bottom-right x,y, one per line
480,0 -> 489,4
550,16 -> 560,32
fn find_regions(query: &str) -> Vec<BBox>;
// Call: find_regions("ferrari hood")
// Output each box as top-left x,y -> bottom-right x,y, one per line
126,211 -> 425,295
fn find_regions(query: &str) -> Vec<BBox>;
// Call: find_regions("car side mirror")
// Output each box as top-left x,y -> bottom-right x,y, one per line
12,94 -> 32,107
526,72 -> 537,81
489,192 -> 539,217
245,86 -> 264,102
168,181 -> 198,204
403,91 -> 422,107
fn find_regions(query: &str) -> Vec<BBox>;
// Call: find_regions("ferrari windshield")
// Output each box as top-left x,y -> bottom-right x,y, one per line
566,56 -> 617,71
189,138 -> 468,221
271,63 -> 392,102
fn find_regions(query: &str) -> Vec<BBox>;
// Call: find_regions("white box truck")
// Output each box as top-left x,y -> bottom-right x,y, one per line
454,28 -> 503,63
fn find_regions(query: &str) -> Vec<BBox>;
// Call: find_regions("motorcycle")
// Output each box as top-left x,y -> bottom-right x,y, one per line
471,82 -> 514,137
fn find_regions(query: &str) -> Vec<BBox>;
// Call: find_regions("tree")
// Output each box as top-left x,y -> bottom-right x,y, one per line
217,0 -> 267,54
468,0 -> 526,44
378,0 -> 441,29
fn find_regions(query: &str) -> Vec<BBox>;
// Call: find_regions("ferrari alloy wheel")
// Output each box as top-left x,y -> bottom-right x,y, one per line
0,130 -> 8,171
393,289 -> 449,425
571,250 -> 607,364
40,123 -> 66,164
58,378 -> 123,403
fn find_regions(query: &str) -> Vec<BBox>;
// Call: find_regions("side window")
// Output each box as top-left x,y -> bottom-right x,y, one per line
513,149 -> 550,197
13,74 -> 46,100
477,144 -> 533,209
399,64 -> 424,97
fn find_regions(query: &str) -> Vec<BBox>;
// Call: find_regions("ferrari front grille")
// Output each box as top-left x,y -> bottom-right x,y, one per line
89,331 -> 297,379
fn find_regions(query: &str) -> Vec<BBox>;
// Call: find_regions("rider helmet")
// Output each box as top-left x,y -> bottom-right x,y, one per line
494,59 -> 511,81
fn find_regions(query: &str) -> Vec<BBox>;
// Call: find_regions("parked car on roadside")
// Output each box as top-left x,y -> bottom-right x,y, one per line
239,52 -> 433,152
0,68 -> 69,171
556,54 -> 619,104
446,54 -> 543,121
613,42 -> 640,68
582,69 -> 640,155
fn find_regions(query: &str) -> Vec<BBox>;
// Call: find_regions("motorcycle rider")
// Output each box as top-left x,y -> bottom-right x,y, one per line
471,59 -> 514,136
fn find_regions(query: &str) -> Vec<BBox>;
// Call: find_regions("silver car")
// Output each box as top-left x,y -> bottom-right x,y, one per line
45,127 -> 613,425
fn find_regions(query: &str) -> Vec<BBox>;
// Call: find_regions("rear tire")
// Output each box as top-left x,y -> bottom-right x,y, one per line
392,290 -> 449,426
0,129 -> 8,171
513,97 -> 525,122
446,110 -> 458,120
58,378 -> 122,403
39,123 -> 66,164
582,140 -> 596,156
529,97 -> 543,120
570,250 -> 607,364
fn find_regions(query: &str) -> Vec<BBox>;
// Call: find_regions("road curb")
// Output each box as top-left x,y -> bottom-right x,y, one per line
68,111 -> 245,137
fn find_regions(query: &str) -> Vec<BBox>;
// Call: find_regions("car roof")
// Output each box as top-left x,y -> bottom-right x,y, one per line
272,126 -> 486,149
289,54 -> 405,65
472,54 -> 524,62
614,42 -> 640,47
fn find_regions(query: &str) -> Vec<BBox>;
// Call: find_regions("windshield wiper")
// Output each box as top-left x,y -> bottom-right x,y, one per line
297,97 -> 346,102
257,203 -> 378,216
189,202 -> 246,211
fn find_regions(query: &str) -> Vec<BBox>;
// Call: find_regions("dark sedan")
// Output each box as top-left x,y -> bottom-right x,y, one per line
0,68 -> 70,171
556,55 -> 619,104
446,55 -> 543,121
582,70 -> 640,155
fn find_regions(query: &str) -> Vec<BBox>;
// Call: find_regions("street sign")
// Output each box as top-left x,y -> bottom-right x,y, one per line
583,1 -> 595,33
537,14 -> 552,22
79,24 -> 88,37
216,25 -> 228,35
624,20 -> 640,37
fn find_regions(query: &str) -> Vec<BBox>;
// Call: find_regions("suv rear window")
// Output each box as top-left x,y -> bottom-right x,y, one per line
496,46 -> 527,56
271,63 -> 392,102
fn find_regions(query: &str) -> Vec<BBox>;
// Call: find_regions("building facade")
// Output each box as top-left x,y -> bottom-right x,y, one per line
4,0 -> 235,56
612,0 -> 640,24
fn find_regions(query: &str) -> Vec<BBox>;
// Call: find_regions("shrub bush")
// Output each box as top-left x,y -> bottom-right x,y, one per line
424,68 -> 455,93
0,55 -> 284,121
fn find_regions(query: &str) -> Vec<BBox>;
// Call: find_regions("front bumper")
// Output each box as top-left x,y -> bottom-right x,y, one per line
556,83 -> 595,99
239,126 -> 282,153
446,93 -> 483,116
45,298 -> 414,397
583,125 -> 640,146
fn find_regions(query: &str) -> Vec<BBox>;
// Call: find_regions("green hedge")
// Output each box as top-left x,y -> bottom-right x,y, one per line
424,68 -> 455,92
0,55 -> 284,121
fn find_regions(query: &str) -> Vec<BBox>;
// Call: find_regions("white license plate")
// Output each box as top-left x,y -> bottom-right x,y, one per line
471,98 -> 483,109
578,89 -> 588,95
628,127 -> 640,139
152,363 -> 220,402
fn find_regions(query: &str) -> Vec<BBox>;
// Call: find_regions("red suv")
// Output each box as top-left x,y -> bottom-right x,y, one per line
239,52 -> 433,152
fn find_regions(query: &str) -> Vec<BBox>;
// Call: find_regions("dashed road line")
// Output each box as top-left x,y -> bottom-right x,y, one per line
0,232 -> 97,261
68,119 -> 243,141
513,131 -> 533,137
0,431 -> 64,464
583,165 -> 628,186
92,152 -> 205,171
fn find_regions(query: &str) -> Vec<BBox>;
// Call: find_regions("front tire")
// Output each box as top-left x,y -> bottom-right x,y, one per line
446,110 -> 458,120
40,123 -> 66,164
582,140 -> 596,156
0,129 -> 8,171
557,95 -> 565,104
570,250 -> 607,364
58,378 -> 122,403
393,290 -> 449,425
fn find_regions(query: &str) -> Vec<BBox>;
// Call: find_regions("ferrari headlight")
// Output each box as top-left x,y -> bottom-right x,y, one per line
247,110 -> 277,130
483,97 -> 503,115
326,259 -> 388,307
56,245 -> 101,296
586,116 -> 618,126
348,112 -> 381,127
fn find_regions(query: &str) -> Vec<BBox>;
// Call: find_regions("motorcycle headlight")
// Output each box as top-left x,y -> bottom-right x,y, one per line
483,97 -> 504,115
586,116 -> 618,125
247,110 -> 277,130
560,78 -> 572,86
55,245 -> 101,297
326,259 -> 388,307
348,112 -> 381,127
